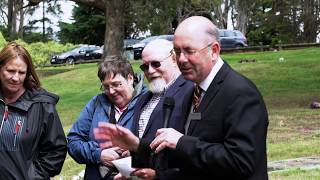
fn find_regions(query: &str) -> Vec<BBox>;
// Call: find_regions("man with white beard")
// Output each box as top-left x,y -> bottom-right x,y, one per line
114,39 -> 194,180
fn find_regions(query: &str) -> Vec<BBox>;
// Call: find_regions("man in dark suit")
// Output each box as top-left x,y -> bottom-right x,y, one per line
95,16 -> 268,180
114,39 -> 193,180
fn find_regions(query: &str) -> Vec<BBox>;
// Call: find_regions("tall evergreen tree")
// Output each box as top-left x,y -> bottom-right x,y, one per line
58,5 -> 105,45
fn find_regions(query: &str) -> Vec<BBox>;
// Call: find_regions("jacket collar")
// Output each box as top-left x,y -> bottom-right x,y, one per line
0,89 -> 59,112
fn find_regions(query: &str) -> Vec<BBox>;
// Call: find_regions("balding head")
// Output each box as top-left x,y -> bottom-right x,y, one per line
142,39 -> 173,58
175,16 -> 219,44
173,16 -> 221,84
140,39 -> 180,93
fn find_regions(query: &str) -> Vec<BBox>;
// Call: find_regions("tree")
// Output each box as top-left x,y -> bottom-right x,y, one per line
302,0 -> 319,43
58,5 -> 105,45
58,0 -> 125,57
29,0 -> 62,42
0,0 -> 61,42
245,0 -> 304,45
7,0 -> 18,40
231,0 -> 254,35
26,0 -> 234,57
24,0 -> 320,54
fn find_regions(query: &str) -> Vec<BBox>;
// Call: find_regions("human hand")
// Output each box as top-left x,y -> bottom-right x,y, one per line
113,173 -> 131,180
132,168 -> 156,180
150,128 -> 183,153
121,150 -> 130,157
100,147 -> 121,166
94,122 -> 140,152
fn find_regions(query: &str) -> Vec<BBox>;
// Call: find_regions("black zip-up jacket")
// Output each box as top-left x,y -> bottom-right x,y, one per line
0,89 -> 67,180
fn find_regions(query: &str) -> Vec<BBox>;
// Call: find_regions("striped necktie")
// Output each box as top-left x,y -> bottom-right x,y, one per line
192,85 -> 202,112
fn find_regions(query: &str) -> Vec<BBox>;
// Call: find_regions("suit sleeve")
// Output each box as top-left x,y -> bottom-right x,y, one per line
132,139 -> 181,179
131,138 -> 153,168
67,97 -> 102,165
176,88 -> 268,177
34,103 -> 67,178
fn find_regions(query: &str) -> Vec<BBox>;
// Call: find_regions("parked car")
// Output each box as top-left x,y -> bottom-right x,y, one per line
50,45 -> 101,64
124,39 -> 141,50
131,35 -> 174,60
219,29 -> 248,49
84,40 -> 140,61
85,46 -> 103,60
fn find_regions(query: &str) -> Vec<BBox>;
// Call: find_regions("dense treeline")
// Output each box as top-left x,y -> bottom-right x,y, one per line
0,0 -> 319,52
0,0 -> 61,42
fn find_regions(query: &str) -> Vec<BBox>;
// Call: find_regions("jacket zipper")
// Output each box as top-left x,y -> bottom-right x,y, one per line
0,105 -> 9,135
13,120 -> 22,147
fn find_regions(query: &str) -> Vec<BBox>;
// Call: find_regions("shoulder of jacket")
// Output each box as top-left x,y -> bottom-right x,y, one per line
26,89 -> 59,105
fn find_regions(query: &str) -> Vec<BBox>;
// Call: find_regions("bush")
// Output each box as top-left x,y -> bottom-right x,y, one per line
12,39 -> 76,67
0,34 -> 77,67
0,31 -> 7,49
26,41 -> 76,67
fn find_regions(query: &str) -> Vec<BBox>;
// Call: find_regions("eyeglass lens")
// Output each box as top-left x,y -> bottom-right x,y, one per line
140,61 -> 161,72
101,82 -> 122,92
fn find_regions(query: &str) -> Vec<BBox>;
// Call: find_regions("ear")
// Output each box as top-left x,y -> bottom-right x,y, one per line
171,52 -> 177,63
127,74 -> 134,85
210,42 -> 220,60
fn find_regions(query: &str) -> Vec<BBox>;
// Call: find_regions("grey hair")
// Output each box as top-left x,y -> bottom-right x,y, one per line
205,25 -> 220,44
97,56 -> 134,82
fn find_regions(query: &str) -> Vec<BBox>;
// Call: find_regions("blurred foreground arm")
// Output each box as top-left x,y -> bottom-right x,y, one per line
94,122 -> 140,152
150,128 -> 183,153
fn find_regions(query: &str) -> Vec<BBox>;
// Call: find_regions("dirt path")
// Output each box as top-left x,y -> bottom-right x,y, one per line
268,156 -> 320,172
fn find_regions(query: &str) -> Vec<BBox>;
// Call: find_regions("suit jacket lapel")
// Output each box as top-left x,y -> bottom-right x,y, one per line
132,92 -> 153,135
143,75 -> 187,137
187,63 -> 231,135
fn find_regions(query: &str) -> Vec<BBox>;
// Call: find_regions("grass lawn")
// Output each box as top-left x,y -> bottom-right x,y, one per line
39,48 -> 320,179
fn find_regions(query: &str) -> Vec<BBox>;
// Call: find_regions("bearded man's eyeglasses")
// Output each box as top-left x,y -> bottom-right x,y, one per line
139,52 -> 173,72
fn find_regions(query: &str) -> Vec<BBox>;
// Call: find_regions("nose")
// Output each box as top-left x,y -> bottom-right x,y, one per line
147,64 -> 156,74
11,72 -> 20,81
108,87 -> 116,94
177,52 -> 188,63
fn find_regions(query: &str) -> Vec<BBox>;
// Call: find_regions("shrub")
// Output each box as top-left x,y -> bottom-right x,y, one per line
16,40 -> 76,67
26,41 -> 76,67
0,35 -> 77,67
0,31 -> 7,49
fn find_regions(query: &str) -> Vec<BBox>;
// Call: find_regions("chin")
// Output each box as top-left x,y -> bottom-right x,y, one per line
182,72 -> 194,80
5,87 -> 21,94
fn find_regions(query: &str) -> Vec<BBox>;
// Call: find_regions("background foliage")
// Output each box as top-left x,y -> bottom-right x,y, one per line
0,31 -> 6,47
58,5 -> 105,45
0,39 -> 76,67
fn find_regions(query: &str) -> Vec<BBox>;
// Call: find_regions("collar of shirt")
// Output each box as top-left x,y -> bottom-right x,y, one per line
159,72 -> 181,93
199,57 -> 224,92
114,105 -> 126,122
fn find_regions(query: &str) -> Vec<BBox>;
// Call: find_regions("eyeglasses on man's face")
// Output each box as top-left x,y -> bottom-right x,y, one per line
139,52 -> 173,72
174,42 -> 213,58
100,82 -> 123,92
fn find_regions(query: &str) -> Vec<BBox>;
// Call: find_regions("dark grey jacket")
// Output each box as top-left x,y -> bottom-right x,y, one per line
0,89 -> 67,180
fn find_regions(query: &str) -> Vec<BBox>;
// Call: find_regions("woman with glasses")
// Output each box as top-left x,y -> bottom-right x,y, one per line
67,56 -> 147,180
0,42 -> 67,179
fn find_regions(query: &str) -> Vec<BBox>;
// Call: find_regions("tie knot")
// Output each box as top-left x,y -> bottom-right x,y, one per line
195,85 -> 202,97
193,85 -> 202,112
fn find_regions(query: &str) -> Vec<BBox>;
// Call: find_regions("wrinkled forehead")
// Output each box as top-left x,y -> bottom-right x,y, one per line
173,32 -> 207,49
143,50 -> 171,63
104,73 -> 126,82
142,44 -> 172,62
2,57 -> 28,69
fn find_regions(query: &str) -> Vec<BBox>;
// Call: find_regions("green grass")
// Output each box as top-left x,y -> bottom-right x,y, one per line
39,48 -> 320,179
269,168 -> 320,180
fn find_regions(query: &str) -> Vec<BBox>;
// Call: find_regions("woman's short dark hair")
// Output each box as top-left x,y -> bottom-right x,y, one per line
0,42 -> 41,90
97,56 -> 134,82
